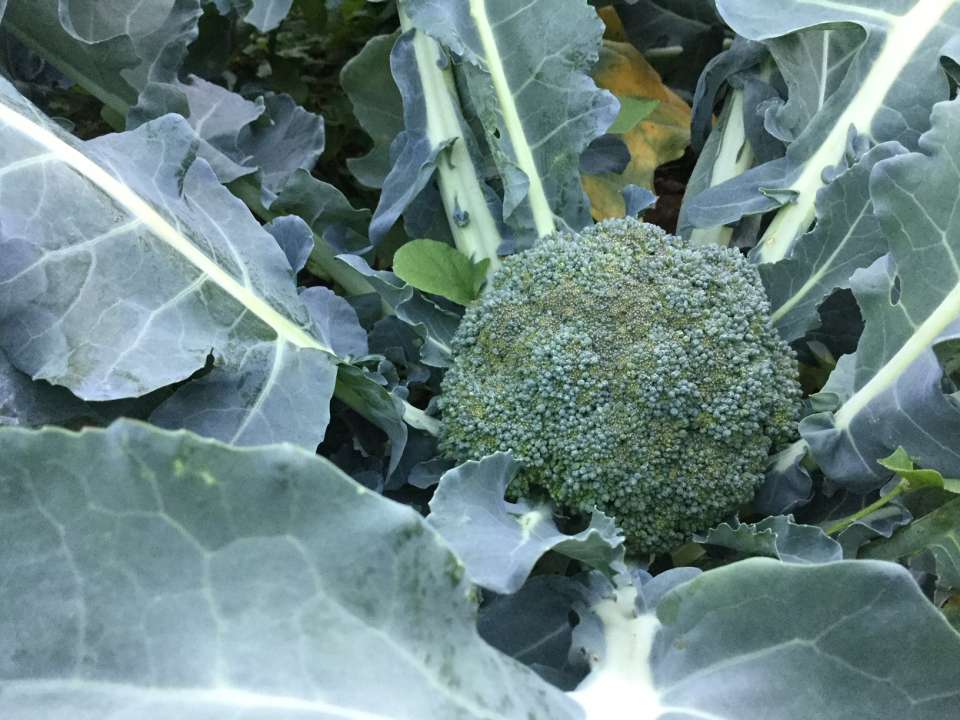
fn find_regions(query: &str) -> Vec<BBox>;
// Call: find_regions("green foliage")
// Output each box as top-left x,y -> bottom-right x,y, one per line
879,447 -> 960,494
439,217 -> 802,553
698,515 -> 841,564
393,239 -> 489,306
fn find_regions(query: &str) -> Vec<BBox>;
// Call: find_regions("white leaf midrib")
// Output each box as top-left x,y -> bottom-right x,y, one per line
468,0 -> 556,238
0,100 -> 333,356
756,0 -> 957,263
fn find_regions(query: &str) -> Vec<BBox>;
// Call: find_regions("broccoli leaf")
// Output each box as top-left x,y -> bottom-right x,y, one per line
609,0 -> 725,93
0,80 -> 342,449
265,170 -> 375,292
679,37 -> 775,246
341,31 -> 404,189
797,98 -> 960,490
478,574 -> 595,689
697,515 -> 842,564
0,350 -> 98,429
368,30 -> 457,247
0,420 -> 582,720
402,0 -> 618,243
264,215 -> 315,274
760,142 -> 907,342
5,0 -> 325,197
393,239 -> 488,306
368,23 -> 504,269
335,253 -> 460,371
428,453 -> 626,594
684,0 -> 960,263
211,0 -> 295,32
4,424 -> 960,718
2,0 -> 190,114
570,558 -> 960,720
879,447 -> 960,494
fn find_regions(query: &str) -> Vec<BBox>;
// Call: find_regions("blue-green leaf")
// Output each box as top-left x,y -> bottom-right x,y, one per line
862,497 -> 960,588
698,515 -> 842,564
685,0 -> 960,263
0,80 -> 339,449
0,420 -> 581,719
797,98 -> 960,490
402,0 -> 618,243
428,453 -> 625,594
570,558 -> 960,719
342,32 -> 403,189
761,142 -> 907,342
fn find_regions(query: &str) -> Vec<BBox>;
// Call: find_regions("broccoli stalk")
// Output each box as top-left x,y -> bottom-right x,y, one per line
438,218 -> 801,554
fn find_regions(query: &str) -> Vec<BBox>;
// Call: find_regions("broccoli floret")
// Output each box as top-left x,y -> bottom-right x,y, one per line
438,217 -> 801,554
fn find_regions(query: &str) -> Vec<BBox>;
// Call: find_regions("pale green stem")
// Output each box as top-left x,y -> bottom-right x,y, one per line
825,482 -> 906,536
467,0 -> 556,238
5,23 -> 132,116
689,89 -> 753,248
398,6 -> 503,272
229,177 -> 375,297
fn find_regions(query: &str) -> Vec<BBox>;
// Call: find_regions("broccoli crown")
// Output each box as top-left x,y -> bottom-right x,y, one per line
438,217 -> 801,554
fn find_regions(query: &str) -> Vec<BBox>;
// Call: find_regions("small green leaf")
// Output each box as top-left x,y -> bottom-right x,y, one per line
608,97 -> 659,134
393,239 -> 488,306
879,447 -> 960,493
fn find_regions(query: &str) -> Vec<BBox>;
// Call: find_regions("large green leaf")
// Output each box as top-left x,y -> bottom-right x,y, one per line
5,422 -> 960,719
0,420 -> 580,719
572,558 -> 960,719
794,97 -> 960,490
0,80 -> 341,448
684,0 -> 960,262
401,0 -> 618,244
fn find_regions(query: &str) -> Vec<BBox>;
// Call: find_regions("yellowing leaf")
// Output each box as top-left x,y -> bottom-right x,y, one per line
585,41 -> 692,220
597,6 -> 627,41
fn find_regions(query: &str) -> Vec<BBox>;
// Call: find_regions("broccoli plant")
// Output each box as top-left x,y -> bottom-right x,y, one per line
439,217 -> 801,552
5,2 -> 960,719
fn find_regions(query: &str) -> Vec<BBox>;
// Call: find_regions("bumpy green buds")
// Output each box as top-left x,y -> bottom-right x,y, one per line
439,217 -> 801,554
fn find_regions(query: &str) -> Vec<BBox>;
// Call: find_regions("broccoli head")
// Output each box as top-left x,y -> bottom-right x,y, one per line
438,217 -> 801,554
